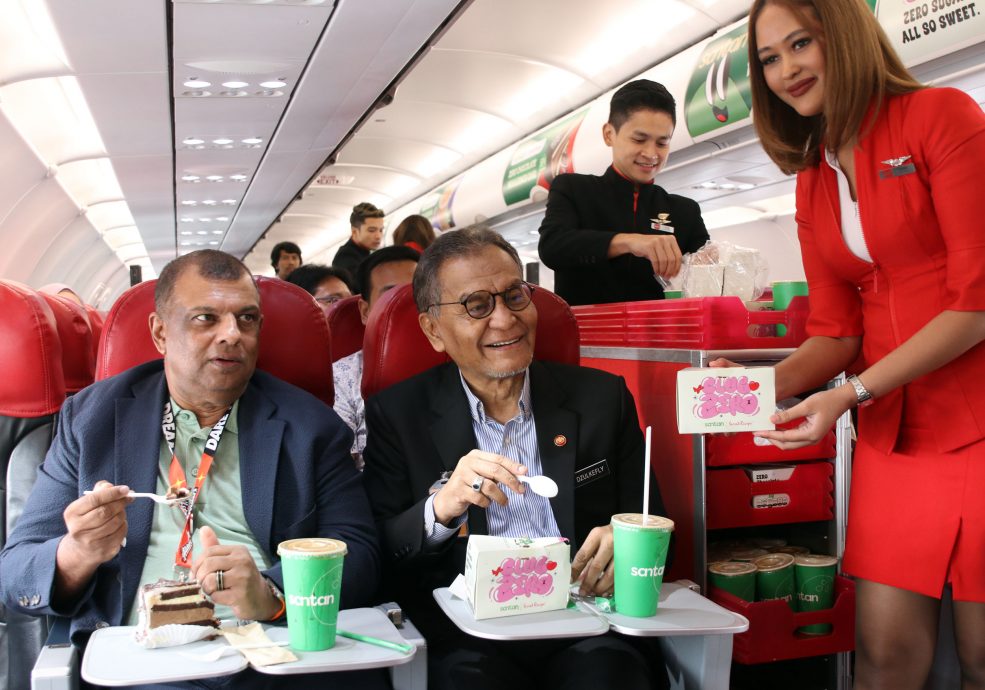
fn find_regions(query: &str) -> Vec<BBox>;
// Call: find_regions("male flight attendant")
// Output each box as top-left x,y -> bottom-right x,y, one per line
538,79 -> 709,306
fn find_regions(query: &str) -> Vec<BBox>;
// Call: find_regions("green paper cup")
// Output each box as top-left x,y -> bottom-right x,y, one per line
772,281 -> 808,336
663,290 -> 683,299
794,554 -> 838,634
708,562 -> 756,601
278,538 -> 347,651
754,553 -> 795,609
611,514 -> 674,617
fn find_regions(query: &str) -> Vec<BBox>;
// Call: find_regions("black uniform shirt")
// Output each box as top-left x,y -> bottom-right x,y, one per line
538,166 -> 709,306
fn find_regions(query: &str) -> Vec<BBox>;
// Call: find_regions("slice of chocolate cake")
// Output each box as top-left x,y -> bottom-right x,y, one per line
137,578 -> 218,630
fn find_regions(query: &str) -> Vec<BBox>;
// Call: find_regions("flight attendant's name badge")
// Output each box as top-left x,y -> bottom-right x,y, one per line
878,155 -> 916,179
651,213 -> 674,234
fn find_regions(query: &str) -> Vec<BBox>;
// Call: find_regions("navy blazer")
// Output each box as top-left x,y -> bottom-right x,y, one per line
362,360 -> 667,640
0,360 -> 380,644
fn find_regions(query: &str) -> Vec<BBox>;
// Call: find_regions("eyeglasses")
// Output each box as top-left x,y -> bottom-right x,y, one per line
427,282 -> 534,319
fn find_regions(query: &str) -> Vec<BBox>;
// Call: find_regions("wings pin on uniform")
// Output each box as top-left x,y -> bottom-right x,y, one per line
650,213 -> 674,233
879,155 -> 916,179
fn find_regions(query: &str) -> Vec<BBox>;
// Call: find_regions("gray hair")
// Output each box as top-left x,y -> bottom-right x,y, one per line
412,226 -> 523,313
155,249 -> 256,314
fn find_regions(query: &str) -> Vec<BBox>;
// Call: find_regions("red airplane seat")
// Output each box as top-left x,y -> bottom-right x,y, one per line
0,280 -> 67,689
361,283 -> 579,399
96,277 -> 334,406
85,305 -> 104,350
95,280 -> 159,380
39,293 -> 95,394
326,295 -> 365,363
254,276 -> 334,406
0,281 -> 66,417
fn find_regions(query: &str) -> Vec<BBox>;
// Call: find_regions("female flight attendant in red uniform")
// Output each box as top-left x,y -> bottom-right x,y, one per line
735,0 -> 985,688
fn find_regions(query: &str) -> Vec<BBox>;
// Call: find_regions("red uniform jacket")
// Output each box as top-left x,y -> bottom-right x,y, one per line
796,87 -> 985,453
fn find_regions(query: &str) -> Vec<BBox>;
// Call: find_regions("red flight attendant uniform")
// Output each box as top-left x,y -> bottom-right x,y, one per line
794,87 -> 985,600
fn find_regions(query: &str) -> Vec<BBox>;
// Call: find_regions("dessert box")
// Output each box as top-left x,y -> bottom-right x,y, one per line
676,367 -> 776,434
463,536 -> 570,620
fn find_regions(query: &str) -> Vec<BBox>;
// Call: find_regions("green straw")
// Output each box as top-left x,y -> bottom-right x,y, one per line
337,630 -> 414,655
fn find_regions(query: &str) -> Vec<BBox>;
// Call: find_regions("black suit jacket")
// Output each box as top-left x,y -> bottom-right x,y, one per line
362,360 -> 667,639
538,166 -> 709,305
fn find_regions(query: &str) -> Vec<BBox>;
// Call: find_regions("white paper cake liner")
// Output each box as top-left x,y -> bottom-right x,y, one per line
134,623 -> 218,649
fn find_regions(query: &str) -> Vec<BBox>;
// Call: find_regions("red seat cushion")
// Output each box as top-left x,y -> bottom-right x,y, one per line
39,293 -> 95,394
0,280 -> 65,416
96,277 -> 334,406
326,295 -> 365,363
361,283 -> 579,399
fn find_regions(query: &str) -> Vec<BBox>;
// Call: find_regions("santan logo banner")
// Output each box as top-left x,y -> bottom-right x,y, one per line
684,23 -> 753,141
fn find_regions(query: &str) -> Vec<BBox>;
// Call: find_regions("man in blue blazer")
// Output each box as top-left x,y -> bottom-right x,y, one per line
363,227 -> 669,690
0,250 -> 382,688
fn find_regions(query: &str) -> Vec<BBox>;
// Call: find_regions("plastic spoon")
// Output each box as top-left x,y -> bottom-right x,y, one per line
83,490 -> 181,506
517,474 -> 559,498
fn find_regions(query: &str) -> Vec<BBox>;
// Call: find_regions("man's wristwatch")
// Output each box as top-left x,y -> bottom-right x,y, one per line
263,576 -> 286,621
846,375 -> 874,407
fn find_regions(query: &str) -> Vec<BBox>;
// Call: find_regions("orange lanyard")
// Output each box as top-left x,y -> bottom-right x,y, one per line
162,400 -> 231,570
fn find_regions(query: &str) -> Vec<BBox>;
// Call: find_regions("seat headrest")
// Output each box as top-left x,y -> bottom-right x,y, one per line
361,283 -> 579,399
254,277 -> 334,406
39,293 -> 95,394
0,280 -> 66,416
85,305 -> 105,345
95,280 -> 160,380
97,277 -> 334,406
326,295 -> 365,363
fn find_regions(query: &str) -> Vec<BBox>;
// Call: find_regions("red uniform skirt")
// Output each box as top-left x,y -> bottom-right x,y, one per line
843,425 -> 985,601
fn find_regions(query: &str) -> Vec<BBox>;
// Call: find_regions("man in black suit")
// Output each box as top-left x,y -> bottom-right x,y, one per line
363,226 -> 668,690
538,79 -> 709,305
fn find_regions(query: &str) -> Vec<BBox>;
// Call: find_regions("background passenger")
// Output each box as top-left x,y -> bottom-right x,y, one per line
363,227 -> 668,690
738,1 -> 985,688
286,263 -> 355,316
1,250 -> 382,690
392,213 -> 436,253
269,240 -> 303,280
333,245 -> 419,468
538,79 -> 709,305
332,202 -> 385,287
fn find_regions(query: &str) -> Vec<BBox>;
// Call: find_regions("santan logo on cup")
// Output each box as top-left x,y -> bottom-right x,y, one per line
631,565 -> 665,577
288,593 -> 336,607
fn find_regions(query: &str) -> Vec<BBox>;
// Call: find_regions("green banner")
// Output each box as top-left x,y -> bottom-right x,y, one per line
684,22 -> 753,139
502,107 -> 588,206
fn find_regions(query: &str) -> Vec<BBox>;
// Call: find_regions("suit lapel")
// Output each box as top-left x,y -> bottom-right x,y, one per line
116,373 -> 170,610
529,362 -> 577,541
237,380 -> 282,556
427,364 -> 487,535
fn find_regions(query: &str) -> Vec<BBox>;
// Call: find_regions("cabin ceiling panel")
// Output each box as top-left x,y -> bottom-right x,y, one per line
307,166 -> 420,197
46,0 -> 167,73
80,74 -> 172,156
0,179 -> 84,284
357,100 -> 512,155
110,155 -> 177,257
27,216 -> 104,288
172,3 -> 333,61
174,97 -> 285,136
0,117 -> 49,217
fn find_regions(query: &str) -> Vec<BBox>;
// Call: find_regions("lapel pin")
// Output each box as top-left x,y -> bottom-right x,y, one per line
879,155 -> 916,179
553,434 -> 567,447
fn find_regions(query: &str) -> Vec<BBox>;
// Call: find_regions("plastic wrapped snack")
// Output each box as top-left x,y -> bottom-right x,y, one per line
680,241 -> 769,300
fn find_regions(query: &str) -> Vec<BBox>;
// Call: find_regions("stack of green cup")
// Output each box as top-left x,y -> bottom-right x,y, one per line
730,547 -> 768,562
708,562 -> 756,601
794,554 -> 838,634
772,281 -> 808,336
753,553 -> 795,609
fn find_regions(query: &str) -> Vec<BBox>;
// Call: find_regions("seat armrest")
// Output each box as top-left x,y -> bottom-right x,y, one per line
31,619 -> 77,690
376,602 -> 427,690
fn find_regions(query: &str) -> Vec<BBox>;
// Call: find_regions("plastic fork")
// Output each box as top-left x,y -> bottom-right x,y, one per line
178,640 -> 289,662
83,490 -> 181,506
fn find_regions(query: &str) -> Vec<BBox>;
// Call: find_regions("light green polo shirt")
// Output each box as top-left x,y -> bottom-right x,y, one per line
125,398 -> 270,624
